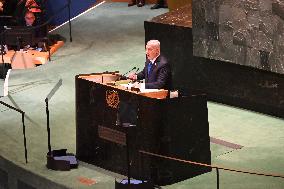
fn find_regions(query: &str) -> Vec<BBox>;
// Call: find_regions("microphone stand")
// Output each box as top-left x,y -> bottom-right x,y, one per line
1,31 -> 4,62
45,79 -> 78,171
120,67 -> 137,80
135,67 -> 140,74
46,98 -> 51,154
45,79 -> 62,155
0,25 -> 6,79
67,0 -> 72,42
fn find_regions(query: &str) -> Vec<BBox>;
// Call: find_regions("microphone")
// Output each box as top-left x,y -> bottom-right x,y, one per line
120,67 -> 136,80
129,67 -> 140,83
135,67 -> 140,73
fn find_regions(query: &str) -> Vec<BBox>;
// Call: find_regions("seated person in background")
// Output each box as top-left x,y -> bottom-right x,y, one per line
4,11 -> 46,51
5,12 -> 37,50
128,40 -> 171,89
22,11 -> 46,38
0,0 -> 4,13
25,0 -> 43,24
24,10 -> 35,26
14,0 -> 42,25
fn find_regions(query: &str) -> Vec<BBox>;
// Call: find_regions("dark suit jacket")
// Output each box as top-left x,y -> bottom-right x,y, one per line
20,21 -> 47,38
137,55 -> 171,89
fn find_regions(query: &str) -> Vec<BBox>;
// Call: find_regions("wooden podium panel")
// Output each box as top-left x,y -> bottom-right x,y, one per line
79,73 -> 120,84
76,73 -> 211,185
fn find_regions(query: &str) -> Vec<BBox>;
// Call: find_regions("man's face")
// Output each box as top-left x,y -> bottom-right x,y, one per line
146,44 -> 159,60
0,2 -> 3,12
25,13 -> 35,26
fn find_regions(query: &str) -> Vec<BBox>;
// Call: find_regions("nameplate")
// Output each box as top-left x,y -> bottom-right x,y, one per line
98,125 -> 126,145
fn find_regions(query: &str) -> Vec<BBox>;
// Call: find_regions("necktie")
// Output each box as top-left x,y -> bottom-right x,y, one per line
147,63 -> 153,75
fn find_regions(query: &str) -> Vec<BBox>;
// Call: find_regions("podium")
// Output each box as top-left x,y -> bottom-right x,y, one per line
76,72 -> 211,185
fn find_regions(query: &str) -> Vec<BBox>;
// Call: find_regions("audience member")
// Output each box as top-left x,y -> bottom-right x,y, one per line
23,11 -> 46,38
0,0 -> 4,13
24,10 -> 36,26
13,0 -> 42,25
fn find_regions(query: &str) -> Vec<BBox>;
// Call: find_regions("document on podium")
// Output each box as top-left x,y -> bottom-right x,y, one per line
119,82 -> 160,93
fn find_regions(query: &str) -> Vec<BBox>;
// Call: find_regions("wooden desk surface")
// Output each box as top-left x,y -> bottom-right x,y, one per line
2,50 -> 15,63
1,41 -> 64,65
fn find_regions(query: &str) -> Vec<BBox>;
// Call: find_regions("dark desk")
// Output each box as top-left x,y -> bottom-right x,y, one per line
76,73 -> 211,185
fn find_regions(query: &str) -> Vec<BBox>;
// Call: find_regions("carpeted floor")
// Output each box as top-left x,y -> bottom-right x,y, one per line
0,2 -> 284,189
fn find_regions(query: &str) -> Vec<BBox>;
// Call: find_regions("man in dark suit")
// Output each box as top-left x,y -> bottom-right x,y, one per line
129,40 -> 171,89
22,11 -> 46,38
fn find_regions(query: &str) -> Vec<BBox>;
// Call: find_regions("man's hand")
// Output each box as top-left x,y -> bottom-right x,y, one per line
132,82 -> 141,89
128,72 -> 137,80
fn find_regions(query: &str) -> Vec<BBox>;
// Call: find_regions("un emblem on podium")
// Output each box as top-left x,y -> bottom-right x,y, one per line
106,90 -> 120,109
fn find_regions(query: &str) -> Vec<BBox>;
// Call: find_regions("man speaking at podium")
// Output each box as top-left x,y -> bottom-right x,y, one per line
128,40 -> 171,89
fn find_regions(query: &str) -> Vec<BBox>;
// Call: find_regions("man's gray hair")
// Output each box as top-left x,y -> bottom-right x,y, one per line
147,40 -> 160,49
